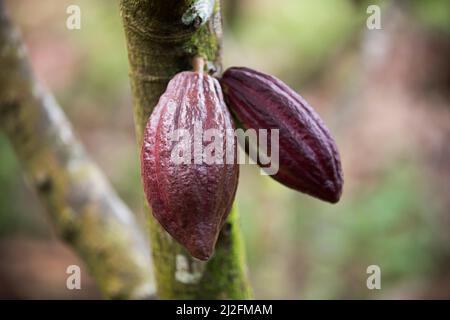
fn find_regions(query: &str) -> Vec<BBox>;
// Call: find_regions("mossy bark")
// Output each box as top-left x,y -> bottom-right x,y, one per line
120,0 -> 252,299
0,1 -> 155,299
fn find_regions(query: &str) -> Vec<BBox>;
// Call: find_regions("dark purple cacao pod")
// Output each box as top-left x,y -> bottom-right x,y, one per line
141,71 -> 238,260
220,67 -> 343,203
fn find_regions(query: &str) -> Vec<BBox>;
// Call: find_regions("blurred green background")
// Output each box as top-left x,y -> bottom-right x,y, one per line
0,0 -> 449,299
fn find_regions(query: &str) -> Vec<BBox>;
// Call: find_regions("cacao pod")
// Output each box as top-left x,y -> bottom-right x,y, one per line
220,67 -> 343,203
141,71 -> 238,260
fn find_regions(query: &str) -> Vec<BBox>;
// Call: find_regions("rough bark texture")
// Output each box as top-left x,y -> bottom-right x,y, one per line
120,0 -> 252,299
0,2 -> 155,299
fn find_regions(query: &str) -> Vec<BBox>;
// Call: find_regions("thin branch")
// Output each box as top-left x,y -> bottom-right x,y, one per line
0,1 -> 155,299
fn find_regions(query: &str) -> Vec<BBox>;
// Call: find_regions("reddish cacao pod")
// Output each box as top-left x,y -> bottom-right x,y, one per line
220,67 -> 343,203
141,71 -> 238,260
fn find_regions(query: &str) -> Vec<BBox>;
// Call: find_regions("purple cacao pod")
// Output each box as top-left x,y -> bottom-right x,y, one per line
220,67 -> 343,203
141,71 -> 238,260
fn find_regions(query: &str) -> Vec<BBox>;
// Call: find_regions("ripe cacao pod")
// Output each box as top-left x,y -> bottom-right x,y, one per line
220,67 -> 343,203
141,71 -> 238,260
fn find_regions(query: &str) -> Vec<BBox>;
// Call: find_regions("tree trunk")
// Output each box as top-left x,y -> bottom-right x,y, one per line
0,1 -> 155,299
120,0 -> 252,299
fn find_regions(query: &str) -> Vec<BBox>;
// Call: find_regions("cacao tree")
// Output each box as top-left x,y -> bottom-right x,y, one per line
120,0 -> 253,299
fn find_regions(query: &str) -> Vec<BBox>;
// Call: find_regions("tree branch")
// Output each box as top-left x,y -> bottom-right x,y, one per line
120,0 -> 252,299
0,1 -> 155,299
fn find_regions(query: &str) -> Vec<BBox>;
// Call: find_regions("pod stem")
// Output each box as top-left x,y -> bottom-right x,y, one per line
192,55 -> 206,73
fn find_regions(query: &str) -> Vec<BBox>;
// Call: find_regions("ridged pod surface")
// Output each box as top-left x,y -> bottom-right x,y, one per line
220,67 -> 343,203
141,71 -> 238,260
